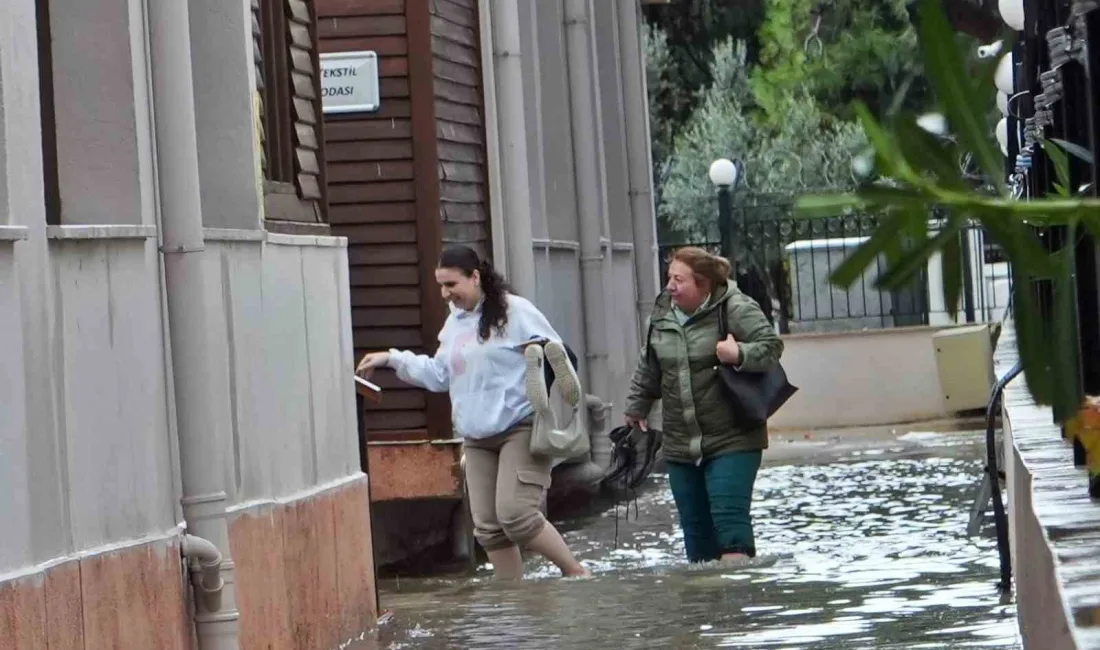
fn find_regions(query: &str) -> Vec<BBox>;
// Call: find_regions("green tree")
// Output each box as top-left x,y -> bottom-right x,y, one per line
751,0 -> 928,124
656,39 -> 866,240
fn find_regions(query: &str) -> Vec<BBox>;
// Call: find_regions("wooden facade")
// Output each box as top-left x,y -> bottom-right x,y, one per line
317,0 -> 491,442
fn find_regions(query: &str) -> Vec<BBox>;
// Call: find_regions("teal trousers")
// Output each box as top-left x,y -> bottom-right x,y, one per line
667,450 -> 762,562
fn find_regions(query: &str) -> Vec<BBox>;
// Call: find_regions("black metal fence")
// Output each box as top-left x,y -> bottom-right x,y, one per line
658,194 -> 1012,334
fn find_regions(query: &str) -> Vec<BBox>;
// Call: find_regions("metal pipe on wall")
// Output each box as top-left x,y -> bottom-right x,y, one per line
616,0 -> 661,329
489,0 -> 537,296
477,0 -> 508,270
563,0 -> 612,468
147,0 -> 240,647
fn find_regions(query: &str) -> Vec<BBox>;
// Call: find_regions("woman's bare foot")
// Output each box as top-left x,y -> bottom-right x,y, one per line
564,563 -> 593,579
525,522 -> 589,577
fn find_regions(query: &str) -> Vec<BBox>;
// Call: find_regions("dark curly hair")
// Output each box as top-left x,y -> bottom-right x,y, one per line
438,245 -> 512,342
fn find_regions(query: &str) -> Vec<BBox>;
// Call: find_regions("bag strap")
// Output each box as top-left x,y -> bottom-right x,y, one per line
717,297 -> 730,340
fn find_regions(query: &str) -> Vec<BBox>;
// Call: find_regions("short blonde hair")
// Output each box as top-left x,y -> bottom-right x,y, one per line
671,247 -> 732,291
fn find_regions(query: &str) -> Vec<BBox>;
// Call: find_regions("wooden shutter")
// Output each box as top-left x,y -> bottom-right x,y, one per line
257,0 -> 329,230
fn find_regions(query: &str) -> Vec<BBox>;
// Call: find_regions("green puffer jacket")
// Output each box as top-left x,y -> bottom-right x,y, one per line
624,283 -> 784,464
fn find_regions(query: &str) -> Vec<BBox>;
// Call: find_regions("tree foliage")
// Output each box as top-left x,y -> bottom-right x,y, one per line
644,0 -> 933,239
751,0 -> 927,124
656,39 -> 867,239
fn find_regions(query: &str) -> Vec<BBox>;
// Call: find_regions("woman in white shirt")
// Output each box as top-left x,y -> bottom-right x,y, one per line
357,245 -> 590,580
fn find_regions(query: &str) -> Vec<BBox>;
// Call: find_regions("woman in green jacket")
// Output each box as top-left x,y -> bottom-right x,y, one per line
625,247 -> 783,564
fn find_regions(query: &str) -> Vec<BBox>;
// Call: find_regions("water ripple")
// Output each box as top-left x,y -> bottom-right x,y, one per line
367,435 -> 1021,649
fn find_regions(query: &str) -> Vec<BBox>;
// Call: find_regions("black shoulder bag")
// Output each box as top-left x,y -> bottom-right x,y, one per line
714,301 -> 798,426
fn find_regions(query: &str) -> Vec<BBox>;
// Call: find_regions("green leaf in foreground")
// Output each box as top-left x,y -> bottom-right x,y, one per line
940,227 -> 963,319
829,212 -> 908,288
1049,138 -> 1095,165
874,221 -> 961,291
915,0 -> 1003,190
794,194 -> 865,219
1043,140 -> 1072,196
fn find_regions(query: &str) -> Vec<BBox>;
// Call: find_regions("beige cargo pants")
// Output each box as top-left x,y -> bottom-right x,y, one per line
462,421 -> 553,551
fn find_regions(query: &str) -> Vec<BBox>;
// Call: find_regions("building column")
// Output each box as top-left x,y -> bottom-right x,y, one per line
617,0 -> 660,328
563,0 -> 612,467
487,0 -> 537,296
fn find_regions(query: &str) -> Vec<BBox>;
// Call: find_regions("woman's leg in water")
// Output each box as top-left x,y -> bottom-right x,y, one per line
704,450 -> 763,561
525,521 -> 589,576
666,460 -> 721,562
463,437 -> 524,580
496,425 -> 589,577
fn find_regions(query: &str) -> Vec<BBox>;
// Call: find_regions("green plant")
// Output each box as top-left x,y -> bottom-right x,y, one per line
795,0 -> 1099,417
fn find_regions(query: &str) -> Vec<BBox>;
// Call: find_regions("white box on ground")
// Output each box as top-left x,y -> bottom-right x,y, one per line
932,324 -> 995,411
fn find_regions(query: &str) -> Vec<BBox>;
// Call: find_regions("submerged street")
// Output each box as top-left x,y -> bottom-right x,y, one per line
358,430 -> 1020,649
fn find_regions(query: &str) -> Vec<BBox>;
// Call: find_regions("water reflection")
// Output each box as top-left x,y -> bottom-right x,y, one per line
366,434 -> 1021,649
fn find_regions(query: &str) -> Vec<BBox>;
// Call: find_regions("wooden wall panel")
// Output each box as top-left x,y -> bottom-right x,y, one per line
318,0 -> 439,437
319,0 -> 490,441
429,0 -> 491,258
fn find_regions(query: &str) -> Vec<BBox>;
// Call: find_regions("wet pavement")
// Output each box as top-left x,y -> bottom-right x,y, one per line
357,431 -> 1021,649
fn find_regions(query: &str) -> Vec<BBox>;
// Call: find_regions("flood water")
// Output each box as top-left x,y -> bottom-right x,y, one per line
357,431 -> 1021,649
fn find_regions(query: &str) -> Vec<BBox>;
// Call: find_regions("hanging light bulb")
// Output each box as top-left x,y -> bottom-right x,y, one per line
996,118 -> 1009,156
997,92 -> 1010,116
999,0 -> 1025,31
916,112 -> 948,136
977,40 -> 1005,59
851,151 -> 874,180
995,52 -> 1015,95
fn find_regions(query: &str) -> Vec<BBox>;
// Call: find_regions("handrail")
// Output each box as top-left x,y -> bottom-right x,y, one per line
986,359 -> 1023,593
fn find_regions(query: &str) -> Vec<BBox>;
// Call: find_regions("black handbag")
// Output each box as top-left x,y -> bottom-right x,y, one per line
713,301 -> 798,426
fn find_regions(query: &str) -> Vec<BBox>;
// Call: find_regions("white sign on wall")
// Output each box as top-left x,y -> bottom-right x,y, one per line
319,51 -> 380,114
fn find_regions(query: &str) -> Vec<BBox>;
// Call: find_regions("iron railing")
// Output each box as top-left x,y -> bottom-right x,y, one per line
659,196 -> 1012,333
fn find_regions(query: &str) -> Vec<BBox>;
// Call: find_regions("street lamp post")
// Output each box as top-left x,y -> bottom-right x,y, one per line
709,158 -> 739,270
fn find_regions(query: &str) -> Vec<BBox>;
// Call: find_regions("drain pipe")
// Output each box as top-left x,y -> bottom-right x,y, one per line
985,359 -> 1022,593
147,0 -> 240,647
182,535 -> 226,613
564,0 -> 612,469
489,0 -> 537,297
616,0 -> 660,330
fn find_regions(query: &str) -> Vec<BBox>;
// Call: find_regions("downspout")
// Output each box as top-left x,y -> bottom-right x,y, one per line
564,0 -> 612,469
147,0 -> 240,648
478,0 -> 508,270
616,0 -> 660,330
489,0 -> 537,297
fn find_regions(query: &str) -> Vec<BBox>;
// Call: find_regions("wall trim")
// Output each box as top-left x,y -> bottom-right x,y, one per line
265,232 -> 347,248
0,225 -> 30,241
226,472 -> 368,516
46,224 -> 158,240
0,525 -> 184,585
203,228 -> 266,242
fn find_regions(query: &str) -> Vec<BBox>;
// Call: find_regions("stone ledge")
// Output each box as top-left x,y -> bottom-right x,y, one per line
266,232 -> 347,248
0,225 -> 29,242
999,321 -> 1100,649
46,225 -> 158,240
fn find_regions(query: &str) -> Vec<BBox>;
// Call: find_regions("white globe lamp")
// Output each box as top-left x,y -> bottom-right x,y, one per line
977,41 -> 1004,59
997,92 -> 1010,116
999,0 -> 1025,31
996,118 -> 1009,156
708,158 -> 738,187
916,112 -> 948,136
995,52 -> 1015,95
851,152 -> 874,179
